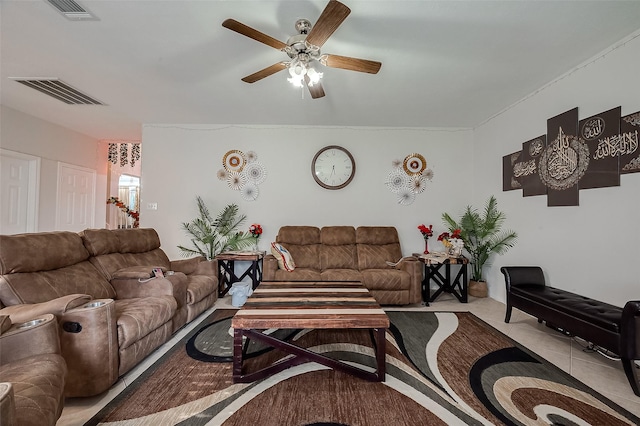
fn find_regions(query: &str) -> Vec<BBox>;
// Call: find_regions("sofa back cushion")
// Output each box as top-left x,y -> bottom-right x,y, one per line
112,228 -> 162,253
276,226 -> 321,270
0,232 -> 115,305
81,228 -> 170,281
320,226 -> 357,270
356,227 -> 402,270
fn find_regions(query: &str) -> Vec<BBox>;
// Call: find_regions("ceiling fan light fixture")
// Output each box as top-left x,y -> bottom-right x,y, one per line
306,67 -> 323,86
287,57 -> 322,88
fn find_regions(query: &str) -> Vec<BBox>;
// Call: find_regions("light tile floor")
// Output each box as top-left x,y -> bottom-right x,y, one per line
57,294 -> 640,425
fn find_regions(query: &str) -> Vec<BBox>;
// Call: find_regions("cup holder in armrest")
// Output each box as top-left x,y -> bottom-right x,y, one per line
83,301 -> 107,309
17,318 -> 47,329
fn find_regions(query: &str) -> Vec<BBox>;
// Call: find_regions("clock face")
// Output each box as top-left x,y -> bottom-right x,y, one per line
312,145 -> 356,190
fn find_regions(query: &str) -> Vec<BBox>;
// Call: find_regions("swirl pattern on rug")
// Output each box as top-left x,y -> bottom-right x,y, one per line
85,310 -> 640,426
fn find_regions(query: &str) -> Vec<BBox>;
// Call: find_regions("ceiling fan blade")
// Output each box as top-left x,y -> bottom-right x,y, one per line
323,54 -> 382,74
305,75 -> 326,99
305,0 -> 351,48
222,19 -> 287,50
241,62 -> 288,83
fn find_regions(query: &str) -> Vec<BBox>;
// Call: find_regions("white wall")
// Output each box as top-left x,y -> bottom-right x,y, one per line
0,105 -> 107,231
140,125 -> 473,260
473,33 -> 640,306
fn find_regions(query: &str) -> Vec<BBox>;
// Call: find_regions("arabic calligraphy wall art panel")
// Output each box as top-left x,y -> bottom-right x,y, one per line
620,111 -> 640,174
502,105 -> 638,207
502,151 -> 522,191
579,106 -> 621,189
542,108 -> 586,206
521,135 -> 547,197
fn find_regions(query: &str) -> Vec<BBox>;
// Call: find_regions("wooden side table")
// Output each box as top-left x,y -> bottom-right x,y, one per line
413,252 -> 469,304
216,251 -> 266,297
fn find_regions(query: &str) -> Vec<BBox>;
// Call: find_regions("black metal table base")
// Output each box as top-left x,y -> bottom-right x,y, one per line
423,262 -> 468,304
232,328 -> 387,383
218,258 -> 263,297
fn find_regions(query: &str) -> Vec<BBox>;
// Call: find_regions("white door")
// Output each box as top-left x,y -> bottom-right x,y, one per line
56,162 -> 96,231
0,149 -> 40,234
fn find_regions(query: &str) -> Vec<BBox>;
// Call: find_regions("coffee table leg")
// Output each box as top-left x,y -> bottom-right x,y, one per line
232,328 -> 244,382
376,328 -> 386,381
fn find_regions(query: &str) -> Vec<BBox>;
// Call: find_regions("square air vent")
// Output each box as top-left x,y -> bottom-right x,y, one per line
10,78 -> 104,105
44,0 -> 96,20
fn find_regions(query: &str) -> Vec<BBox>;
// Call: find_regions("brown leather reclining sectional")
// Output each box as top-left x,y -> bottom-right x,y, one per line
263,226 -> 421,305
0,228 -> 218,402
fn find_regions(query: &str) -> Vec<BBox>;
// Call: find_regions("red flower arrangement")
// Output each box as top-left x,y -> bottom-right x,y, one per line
437,228 -> 462,242
107,197 -> 139,227
417,224 -> 433,239
418,224 -> 433,254
249,224 -> 263,237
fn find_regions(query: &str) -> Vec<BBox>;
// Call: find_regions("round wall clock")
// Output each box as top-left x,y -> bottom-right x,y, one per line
311,145 -> 356,190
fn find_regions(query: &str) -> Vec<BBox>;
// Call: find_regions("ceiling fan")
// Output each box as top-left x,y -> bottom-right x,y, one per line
222,0 -> 381,99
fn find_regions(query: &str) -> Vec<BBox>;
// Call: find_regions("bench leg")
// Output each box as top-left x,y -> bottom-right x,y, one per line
622,358 -> 640,397
504,302 -> 512,323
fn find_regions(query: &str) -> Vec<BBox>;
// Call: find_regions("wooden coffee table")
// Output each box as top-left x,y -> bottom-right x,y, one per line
231,281 -> 389,383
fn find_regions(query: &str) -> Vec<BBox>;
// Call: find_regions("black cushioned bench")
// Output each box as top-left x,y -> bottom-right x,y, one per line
501,266 -> 640,397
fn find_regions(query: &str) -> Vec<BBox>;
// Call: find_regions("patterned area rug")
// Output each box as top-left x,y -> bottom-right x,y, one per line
86,309 -> 639,425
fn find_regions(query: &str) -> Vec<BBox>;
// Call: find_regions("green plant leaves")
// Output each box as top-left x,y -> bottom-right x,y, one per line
178,196 -> 257,260
442,196 -> 517,281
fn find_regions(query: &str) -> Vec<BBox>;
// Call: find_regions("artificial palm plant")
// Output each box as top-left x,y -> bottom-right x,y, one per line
442,195 -> 517,283
178,196 -> 256,260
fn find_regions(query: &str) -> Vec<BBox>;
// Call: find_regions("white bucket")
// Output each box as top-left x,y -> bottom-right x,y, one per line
229,280 -> 253,307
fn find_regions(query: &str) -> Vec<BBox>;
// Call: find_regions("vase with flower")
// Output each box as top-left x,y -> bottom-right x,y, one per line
438,229 -> 464,257
249,223 -> 263,251
417,224 -> 433,254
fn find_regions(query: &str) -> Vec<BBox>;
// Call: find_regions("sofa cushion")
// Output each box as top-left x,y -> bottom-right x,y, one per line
276,226 -> 321,270
113,228 -> 162,253
361,269 -> 411,291
277,226 -> 321,245
0,353 -> 66,426
273,268 -> 321,281
320,226 -> 357,270
80,229 -> 120,256
114,296 -> 177,349
0,262 -> 115,305
356,227 -> 403,270
321,269 -> 362,282
270,243 -> 296,271
185,276 -> 217,305
0,232 -> 89,274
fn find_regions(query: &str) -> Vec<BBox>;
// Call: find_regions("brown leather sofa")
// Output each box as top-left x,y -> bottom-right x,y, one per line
0,229 -> 217,398
263,226 -> 421,305
0,313 -> 67,426
80,228 -> 218,331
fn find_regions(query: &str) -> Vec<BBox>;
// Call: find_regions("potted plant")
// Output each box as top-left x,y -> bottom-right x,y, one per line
178,196 -> 256,260
442,195 -> 517,297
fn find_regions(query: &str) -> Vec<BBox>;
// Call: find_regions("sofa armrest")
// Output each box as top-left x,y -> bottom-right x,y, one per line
0,294 -> 92,324
170,256 -> 216,276
397,257 -> 422,303
263,254 -> 278,281
192,258 -> 217,276
620,300 -> 640,359
0,313 -> 60,365
57,298 -> 118,397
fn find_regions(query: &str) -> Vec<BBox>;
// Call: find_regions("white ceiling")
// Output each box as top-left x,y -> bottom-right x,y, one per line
2,0 -> 640,141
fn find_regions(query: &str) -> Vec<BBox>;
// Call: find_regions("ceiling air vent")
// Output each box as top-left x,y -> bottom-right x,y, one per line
10,78 -> 104,105
44,0 -> 96,20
